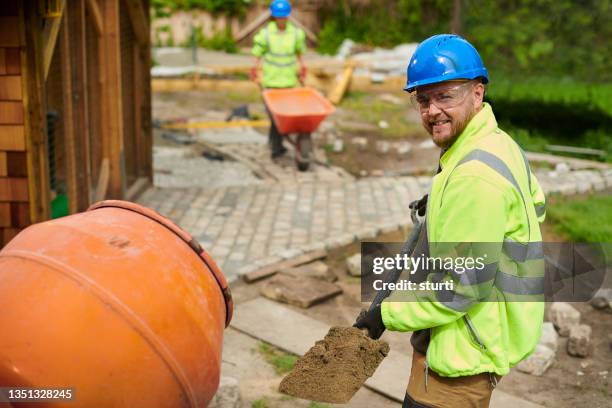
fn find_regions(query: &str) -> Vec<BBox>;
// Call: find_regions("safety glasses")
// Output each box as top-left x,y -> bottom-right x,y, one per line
410,81 -> 476,111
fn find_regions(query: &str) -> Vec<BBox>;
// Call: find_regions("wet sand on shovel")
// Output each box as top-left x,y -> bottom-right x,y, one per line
279,326 -> 390,404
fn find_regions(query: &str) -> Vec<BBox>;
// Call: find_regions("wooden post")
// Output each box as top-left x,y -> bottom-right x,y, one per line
68,0 -> 92,210
59,10 -> 78,214
100,0 -> 125,199
19,1 -> 50,222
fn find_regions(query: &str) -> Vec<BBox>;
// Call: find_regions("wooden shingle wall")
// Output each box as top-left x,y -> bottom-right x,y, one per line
0,3 -> 29,246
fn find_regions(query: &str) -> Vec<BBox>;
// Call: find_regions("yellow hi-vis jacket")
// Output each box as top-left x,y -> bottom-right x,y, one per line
381,103 -> 546,377
252,21 -> 306,89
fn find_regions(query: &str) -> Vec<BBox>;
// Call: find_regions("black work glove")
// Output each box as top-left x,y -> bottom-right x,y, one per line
409,194 -> 428,217
354,304 -> 386,340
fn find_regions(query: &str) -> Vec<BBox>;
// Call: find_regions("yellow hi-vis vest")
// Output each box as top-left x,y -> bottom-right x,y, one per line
381,103 -> 546,377
252,21 -> 305,89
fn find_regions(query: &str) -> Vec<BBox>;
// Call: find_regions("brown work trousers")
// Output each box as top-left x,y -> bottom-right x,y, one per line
403,351 -> 501,408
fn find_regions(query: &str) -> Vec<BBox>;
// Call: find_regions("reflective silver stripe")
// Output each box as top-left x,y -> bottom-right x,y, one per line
430,272 -> 476,311
456,149 -> 531,240
263,58 -> 296,67
535,203 -> 546,217
449,262 -> 498,286
458,149 -> 522,196
519,147 -> 532,194
436,290 -> 474,312
495,270 -> 545,295
503,238 -> 544,262
268,51 -> 294,57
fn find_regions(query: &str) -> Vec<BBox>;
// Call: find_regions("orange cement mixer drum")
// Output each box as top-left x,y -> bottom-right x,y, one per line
0,200 -> 233,407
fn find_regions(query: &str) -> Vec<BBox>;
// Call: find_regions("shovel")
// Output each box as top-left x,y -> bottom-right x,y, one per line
279,209 -> 424,404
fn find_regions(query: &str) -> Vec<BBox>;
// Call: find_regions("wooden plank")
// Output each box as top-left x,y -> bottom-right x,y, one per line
0,125 -> 25,151
0,17 -> 20,47
59,10 -> 78,214
0,203 -> 10,227
42,0 -> 66,79
234,10 -> 271,43
94,157 -> 109,202
125,176 -> 149,201
0,101 -> 23,124
69,0 -> 92,211
0,49 -> 5,75
0,151 -> 6,176
9,202 -> 30,227
4,47 -> 20,74
0,75 -> 22,100
545,144 -> 606,157
2,227 -> 21,245
328,63 -> 354,105
132,43 -> 144,177
6,151 -> 27,177
288,15 -> 318,44
100,0 -> 125,199
525,152 -> 610,171
0,177 -> 28,201
85,0 -> 103,35
20,1 -> 51,222
242,249 -> 327,283
124,0 -> 148,46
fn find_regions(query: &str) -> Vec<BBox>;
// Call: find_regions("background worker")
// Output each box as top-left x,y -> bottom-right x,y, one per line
355,34 -> 547,408
250,0 -> 307,159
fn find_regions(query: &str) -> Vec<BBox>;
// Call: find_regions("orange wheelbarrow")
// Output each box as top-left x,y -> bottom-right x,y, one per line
263,87 -> 336,171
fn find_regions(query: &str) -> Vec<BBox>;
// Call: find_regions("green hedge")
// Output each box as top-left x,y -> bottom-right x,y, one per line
486,77 -> 612,161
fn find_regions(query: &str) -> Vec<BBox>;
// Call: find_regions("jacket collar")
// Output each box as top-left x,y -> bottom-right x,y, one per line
439,102 -> 498,169
267,21 -> 295,33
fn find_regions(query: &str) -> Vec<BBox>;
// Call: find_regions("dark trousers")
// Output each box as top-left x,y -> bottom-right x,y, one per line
265,105 -> 285,155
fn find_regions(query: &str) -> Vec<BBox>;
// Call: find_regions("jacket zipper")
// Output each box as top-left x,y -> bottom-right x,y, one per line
464,315 -> 487,352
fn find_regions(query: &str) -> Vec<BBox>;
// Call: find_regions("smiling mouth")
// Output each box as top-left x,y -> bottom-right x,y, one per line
430,120 -> 451,126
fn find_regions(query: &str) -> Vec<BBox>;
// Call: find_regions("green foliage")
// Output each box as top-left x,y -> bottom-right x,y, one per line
317,0 -> 612,81
257,342 -> 298,375
486,77 -> 612,162
186,26 -> 238,53
547,194 -> 612,243
152,0 -> 250,17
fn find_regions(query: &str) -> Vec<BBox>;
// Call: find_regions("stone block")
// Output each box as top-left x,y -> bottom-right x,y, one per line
282,261 -> 337,282
259,273 -> 342,308
567,324 -> 592,358
589,288 -> 612,312
516,344 -> 555,376
208,376 -> 241,408
346,253 -> 362,276
548,302 -> 580,337
540,322 -> 559,352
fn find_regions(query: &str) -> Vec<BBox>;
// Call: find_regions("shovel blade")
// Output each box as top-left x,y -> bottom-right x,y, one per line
279,326 -> 389,404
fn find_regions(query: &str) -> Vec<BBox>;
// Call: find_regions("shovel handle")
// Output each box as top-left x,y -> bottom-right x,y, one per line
368,220 -> 423,312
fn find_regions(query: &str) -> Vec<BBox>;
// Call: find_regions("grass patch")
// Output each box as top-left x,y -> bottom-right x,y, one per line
308,403 -> 332,408
546,193 -> 612,243
339,92 -> 423,139
257,342 -> 299,375
251,398 -> 270,408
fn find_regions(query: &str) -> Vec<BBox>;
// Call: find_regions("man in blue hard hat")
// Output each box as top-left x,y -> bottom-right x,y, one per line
355,34 -> 546,407
251,0 -> 307,158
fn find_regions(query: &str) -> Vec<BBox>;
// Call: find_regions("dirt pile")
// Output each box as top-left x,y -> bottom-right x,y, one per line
279,326 -> 389,403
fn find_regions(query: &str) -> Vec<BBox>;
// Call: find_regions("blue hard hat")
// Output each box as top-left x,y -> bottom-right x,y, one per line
270,0 -> 292,18
405,34 -> 489,92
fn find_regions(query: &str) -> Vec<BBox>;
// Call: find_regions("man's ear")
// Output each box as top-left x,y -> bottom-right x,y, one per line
473,83 -> 485,108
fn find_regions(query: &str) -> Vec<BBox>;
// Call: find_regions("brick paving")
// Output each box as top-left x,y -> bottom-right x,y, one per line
139,167 -> 612,282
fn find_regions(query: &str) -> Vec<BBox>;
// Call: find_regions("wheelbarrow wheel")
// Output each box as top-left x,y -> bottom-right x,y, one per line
296,133 -> 312,172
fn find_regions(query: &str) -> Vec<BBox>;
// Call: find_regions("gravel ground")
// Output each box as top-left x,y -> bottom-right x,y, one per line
153,145 -> 262,189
